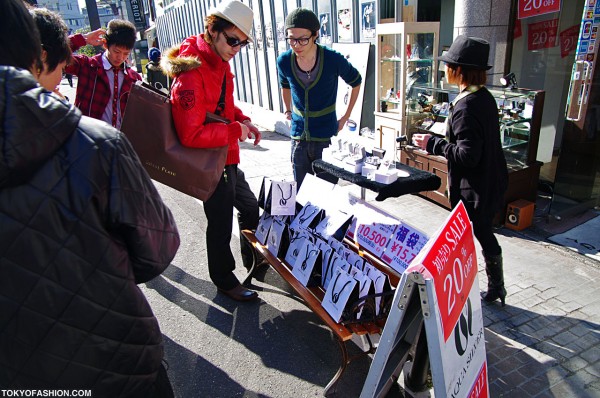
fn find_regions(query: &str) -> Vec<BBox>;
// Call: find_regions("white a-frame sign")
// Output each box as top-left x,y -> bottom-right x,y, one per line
361,201 -> 489,398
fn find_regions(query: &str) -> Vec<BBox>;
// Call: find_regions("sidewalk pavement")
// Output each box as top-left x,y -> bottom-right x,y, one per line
59,77 -> 600,397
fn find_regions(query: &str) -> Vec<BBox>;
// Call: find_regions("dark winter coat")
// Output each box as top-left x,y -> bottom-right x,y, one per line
146,60 -> 170,90
0,66 -> 180,396
426,86 -> 508,221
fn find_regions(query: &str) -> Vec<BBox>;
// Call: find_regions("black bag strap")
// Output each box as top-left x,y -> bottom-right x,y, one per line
215,74 -> 227,116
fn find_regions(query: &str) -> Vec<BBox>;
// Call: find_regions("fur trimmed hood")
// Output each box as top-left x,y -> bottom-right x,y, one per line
160,45 -> 202,78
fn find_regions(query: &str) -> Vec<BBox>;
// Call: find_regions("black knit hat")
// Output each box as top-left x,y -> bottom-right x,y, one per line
285,8 -> 320,32
438,35 -> 492,70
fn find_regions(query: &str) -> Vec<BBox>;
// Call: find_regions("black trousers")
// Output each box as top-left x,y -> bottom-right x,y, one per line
203,165 -> 259,290
460,200 -> 502,257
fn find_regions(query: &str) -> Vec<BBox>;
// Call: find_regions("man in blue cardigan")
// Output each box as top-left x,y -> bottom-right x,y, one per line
277,8 -> 362,187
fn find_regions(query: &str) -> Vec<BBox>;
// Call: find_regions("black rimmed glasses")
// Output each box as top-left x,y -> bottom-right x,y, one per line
285,36 -> 312,47
222,31 -> 250,48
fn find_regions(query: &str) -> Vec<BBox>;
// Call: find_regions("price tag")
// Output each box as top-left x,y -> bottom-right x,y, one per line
381,223 -> 429,273
518,0 -> 561,19
356,223 -> 398,259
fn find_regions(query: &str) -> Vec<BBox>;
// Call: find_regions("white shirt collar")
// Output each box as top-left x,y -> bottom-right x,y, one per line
102,51 -> 126,71
102,52 -> 112,70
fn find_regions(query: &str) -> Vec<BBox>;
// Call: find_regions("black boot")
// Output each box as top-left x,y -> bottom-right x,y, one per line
482,252 -> 506,306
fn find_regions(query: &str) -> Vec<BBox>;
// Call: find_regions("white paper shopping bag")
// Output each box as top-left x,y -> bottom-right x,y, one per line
255,211 -> 274,245
266,217 -> 289,258
290,202 -> 322,230
270,180 -> 297,216
284,226 -> 312,266
291,239 -> 322,287
322,267 -> 359,323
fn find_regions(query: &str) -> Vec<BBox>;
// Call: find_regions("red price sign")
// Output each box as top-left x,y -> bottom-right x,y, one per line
420,202 -> 477,341
560,25 -> 580,58
528,18 -> 559,51
468,363 -> 489,398
518,0 -> 561,19
514,19 -> 522,39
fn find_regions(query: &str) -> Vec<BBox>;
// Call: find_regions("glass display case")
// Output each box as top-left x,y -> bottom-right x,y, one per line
374,22 -> 440,157
400,84 -> 545,210
403,85 -> 542,168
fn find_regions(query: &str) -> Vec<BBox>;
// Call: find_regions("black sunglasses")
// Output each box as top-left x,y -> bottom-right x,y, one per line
222,31 -> 250,48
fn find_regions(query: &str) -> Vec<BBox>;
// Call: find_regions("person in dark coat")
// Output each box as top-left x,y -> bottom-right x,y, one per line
147,47 -> 169,90
413,35 -> 509,306
0,0 -> 180,395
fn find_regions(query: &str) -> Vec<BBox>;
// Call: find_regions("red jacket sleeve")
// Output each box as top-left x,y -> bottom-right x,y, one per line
69,33 -> 86,52
64,34 -> 89,75
170,70 -> 242,148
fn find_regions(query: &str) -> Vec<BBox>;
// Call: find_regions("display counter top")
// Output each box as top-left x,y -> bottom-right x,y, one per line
312,159 -> 441,201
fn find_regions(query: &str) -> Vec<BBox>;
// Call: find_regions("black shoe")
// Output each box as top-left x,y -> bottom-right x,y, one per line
481,287 -> 506,306
218,284 -> 258,302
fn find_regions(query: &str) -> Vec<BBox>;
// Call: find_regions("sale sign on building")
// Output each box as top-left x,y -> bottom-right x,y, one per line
518,0 -> 561,19
528,18 -> 559,51
561,25 -> 581,58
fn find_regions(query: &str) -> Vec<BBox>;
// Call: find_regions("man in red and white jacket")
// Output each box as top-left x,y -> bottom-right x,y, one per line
65,19 -> 141,130
161,0 -> 262,302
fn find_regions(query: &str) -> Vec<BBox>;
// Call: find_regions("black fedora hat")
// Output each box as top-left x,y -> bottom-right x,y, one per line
438,35 -> 492,70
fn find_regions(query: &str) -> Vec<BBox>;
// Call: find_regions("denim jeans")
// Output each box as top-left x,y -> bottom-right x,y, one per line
291,139 -> 337,188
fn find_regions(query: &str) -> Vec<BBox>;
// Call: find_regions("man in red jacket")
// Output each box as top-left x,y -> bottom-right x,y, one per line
65,19 -> 141,130
162,0 -> 262,302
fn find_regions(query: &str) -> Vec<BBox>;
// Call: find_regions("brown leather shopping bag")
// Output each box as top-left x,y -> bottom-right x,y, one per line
121,82 -> 228,201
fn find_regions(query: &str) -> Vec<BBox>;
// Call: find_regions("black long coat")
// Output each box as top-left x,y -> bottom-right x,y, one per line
427,87 -> 508,222
0,67 -> 180,396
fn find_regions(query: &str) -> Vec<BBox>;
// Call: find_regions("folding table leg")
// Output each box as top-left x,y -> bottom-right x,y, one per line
324,337 -> 349,396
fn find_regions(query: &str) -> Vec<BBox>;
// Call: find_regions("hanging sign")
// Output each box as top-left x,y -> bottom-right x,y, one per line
518,0 -> 561,19
528,18 -> 559,51
127,0 -> 147,30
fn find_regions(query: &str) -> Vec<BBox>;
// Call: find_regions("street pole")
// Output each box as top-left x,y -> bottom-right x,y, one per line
84,0 -> 101,30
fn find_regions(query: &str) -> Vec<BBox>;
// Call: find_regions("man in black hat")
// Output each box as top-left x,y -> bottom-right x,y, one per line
413,35 -> 509,306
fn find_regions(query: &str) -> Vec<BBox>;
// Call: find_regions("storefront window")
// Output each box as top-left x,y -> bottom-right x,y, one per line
509,0 -> 584,178
509,0 -> 600,215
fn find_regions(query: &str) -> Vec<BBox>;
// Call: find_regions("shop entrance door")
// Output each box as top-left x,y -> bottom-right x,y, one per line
552,0 -> 600,216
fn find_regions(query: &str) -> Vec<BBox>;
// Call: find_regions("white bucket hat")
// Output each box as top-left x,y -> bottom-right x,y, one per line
211,0 -> 254,42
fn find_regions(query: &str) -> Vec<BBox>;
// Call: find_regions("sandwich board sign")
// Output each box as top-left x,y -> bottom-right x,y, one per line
361,201 -> 489,398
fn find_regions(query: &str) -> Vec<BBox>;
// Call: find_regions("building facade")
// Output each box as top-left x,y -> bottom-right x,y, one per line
150,0 -> 599,217
35,0 -> 86,33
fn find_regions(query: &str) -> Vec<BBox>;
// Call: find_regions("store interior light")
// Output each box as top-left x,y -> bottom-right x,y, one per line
500,72 -> 518,89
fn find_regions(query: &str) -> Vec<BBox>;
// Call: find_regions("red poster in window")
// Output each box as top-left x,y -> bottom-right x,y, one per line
514,19 -> 522,39
518,0 -> 561,19
528,18 -> 559,50
560,25 -> 580,58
